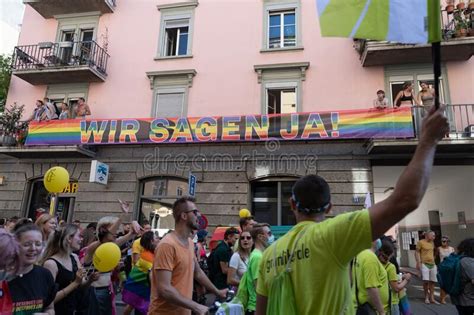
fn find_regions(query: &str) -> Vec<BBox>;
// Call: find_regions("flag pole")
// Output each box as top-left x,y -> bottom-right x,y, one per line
432,41 -> 441,110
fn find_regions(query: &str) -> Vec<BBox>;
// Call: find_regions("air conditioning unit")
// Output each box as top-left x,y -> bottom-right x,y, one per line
464,125 -> 474,138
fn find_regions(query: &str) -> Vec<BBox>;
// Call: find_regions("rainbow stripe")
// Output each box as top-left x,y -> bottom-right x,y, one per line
25,107 -> 414,145
122,251 -> 154,314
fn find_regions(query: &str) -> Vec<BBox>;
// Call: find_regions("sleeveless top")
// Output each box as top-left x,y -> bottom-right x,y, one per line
48,255 -> 79,315
399,91 -> 413,102
421,94 -> 434,106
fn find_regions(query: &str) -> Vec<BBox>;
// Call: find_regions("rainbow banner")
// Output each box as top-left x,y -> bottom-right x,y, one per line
26,107 -> 414,146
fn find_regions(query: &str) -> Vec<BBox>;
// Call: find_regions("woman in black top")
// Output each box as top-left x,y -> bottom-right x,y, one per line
41,224 -> 98,315
9,222 -> 56,315
394,82 -> 420,107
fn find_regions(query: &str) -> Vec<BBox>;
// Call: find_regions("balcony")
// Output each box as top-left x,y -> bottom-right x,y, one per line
24,0 -> 115,18
12,41 -> 109,85
367,104 -> 474,160
355,8 -> 474,67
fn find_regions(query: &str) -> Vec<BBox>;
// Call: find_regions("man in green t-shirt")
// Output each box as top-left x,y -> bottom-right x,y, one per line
256,106 -> 449,315
245,223 -> 272,314
352,240 -> 393,315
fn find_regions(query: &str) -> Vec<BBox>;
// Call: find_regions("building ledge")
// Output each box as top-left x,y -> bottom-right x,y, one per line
366,138 -> 474,155
0,145 -> 96,159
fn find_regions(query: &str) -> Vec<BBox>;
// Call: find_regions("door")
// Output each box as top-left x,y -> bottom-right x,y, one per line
60,30 -> 75,64
428,210 -> 442,249
79,29 -> 94,64
56,197 -> 75,223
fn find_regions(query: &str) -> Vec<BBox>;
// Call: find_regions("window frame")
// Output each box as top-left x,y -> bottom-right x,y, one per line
156,2 -> 198,59
264,82 -> 298,115
251,177 -> 298,226
147,69 -> 197,118
153,87 -> 186,118
268,10 -> 296,49
262,1 -> 302,52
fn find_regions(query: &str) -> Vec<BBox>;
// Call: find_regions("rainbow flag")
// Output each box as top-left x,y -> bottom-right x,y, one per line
122,251 -> 154,314
316,0 -> 441,44
25,107 -> 414,145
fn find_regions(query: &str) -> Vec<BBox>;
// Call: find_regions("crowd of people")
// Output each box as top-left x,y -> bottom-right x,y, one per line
373,81 -> 436,111
0,105 -> 472,315
28,97 -> 91,122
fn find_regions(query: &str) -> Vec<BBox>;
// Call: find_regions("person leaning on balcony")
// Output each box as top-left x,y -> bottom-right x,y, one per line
75,97 -> 91,119
59,103 -> 70,120
28,100 -> 52,122
394,82 -> 420,108
373,90 -> 389,109
43,97 -> 58,120
417,82 -> 436,113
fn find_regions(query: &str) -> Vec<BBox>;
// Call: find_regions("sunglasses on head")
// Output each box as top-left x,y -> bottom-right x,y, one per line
240,236 -> 252,241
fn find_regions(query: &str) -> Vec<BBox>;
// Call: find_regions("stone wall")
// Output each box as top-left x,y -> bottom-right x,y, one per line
0,140 -> 373,228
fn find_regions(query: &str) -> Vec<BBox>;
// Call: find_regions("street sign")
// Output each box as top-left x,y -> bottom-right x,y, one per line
188,173 -> 196,196
89,160 -> 109,185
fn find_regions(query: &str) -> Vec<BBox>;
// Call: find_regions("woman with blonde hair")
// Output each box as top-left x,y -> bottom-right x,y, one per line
41,224 -> 98,315
35,213 -> 57,242
227,230 -> 253,289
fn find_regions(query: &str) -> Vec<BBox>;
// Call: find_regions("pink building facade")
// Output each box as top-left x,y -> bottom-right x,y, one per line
2,0 -> 473,266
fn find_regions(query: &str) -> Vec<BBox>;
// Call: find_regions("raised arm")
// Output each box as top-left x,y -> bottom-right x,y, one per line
369,105 -> 449,240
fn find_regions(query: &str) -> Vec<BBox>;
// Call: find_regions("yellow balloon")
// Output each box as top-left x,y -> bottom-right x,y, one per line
93,242 -> 121,272
239,209 -> 251,218
43,166 -> 70,193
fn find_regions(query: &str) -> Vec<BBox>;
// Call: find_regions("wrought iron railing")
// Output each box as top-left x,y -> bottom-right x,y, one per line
12,41 -> 109,75
412,104 -> 474,138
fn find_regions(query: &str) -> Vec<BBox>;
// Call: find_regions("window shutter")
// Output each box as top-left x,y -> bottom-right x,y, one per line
155,92 -> 184,118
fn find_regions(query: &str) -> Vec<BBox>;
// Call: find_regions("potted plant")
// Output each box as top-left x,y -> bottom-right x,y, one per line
457,0 -> 466,10
0,103 -> 26,146
446,0 -> 455,13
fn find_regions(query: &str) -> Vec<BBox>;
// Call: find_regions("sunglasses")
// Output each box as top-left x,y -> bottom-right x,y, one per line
442,239 -> 449,242
240,236 -> 252,241
185,209 -> 199,216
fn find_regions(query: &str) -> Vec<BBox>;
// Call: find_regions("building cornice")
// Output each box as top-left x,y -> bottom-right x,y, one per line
146,69 -> 197,89
253,62 -> 310,83
157,1 -> 199,11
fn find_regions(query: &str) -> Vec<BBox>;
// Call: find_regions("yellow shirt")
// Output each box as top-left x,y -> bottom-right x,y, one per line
384,262 -> 400,305
352,249 -> 390,313
416,239 -> 435,264
257,209 -> 372,315
132,238 -> 143,256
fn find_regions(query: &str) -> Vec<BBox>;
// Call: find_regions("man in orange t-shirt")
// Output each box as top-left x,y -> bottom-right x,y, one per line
148,197 -> 227,315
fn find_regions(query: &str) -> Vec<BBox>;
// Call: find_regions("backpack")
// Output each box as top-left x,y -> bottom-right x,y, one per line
437,253 -> 465,296
266,227 -> 308,315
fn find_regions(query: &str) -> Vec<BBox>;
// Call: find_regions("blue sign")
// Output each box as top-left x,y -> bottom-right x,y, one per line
188,173 -> 196,196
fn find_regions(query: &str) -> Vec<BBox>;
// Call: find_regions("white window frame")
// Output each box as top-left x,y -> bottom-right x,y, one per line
262,1 -> 302,52
153,87 -> 186,118
264,82 -> 298,114
156,2 -> 198,59
268,10 -> 296,49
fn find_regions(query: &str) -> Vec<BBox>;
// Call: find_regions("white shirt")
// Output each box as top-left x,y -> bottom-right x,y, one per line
439,246 -> 455,262
229,252 -> 248,281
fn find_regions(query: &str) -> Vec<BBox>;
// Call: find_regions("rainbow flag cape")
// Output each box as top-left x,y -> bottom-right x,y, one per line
316,0 -> 441,44
122,250 -> 154,314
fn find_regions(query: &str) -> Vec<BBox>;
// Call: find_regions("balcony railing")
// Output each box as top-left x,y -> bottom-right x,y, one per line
11,41 -> 109,85
412,104 -> 473,138
354,8 -> 474,66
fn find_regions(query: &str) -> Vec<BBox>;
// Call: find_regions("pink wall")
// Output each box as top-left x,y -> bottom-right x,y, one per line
446,59 -> 474,104
6,0 -> 472,120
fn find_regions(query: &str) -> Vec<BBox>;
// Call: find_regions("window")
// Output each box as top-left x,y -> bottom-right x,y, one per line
46,83 -> 89,118
147,70 -> 196,118
254,62 -> 309,114
262,1 -> 302,51
154,88 -> 185,118
251,178 -> 297,226
139,177 -> 188,229
165,22 -> 189,56
157,2 -> 197,59
269,10 -> 296,49
267,88 -> 297,114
